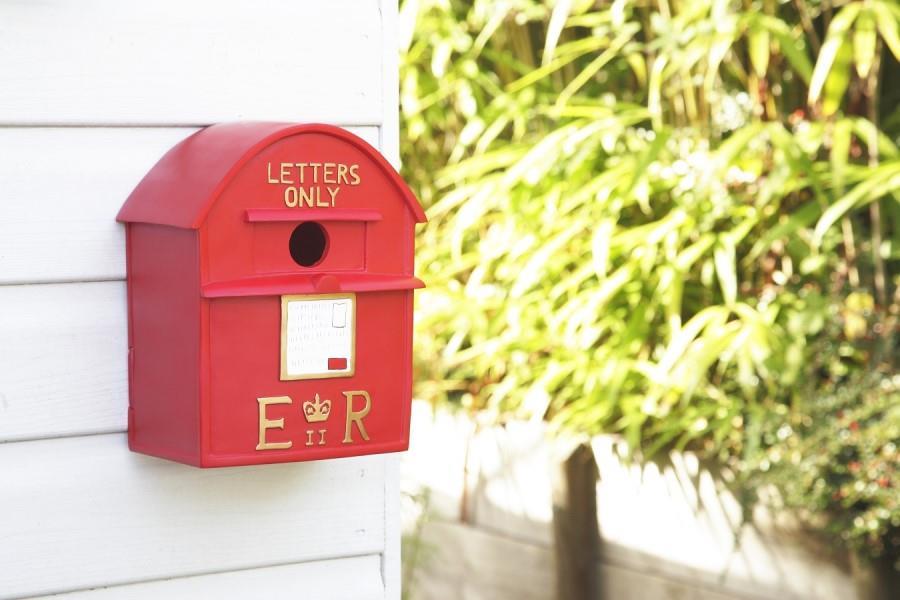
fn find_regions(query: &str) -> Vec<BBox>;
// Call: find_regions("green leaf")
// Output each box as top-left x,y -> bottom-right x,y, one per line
648,54 -> 668,130
747,201 -> 821,262
625,52 -> 647,87
850,117 -> 900,158
769,123 -> 828,203
510,222 -> 585,298
754,14 -> 813,84
472,3 -> 513,54
704,25 -> 739,94
808,2 -> 861,106
555,25 -> 639,107
748,25 -> 770,77
507,36 -> 610,92
853,10 -> 877,79
814,161 -> 900,245
714,239 -> 737,307
620,128 -> 671,204
542,0 -> 574,66
822,39 -> 854,116
831,118 -> 853,195
872,1 -> 900,62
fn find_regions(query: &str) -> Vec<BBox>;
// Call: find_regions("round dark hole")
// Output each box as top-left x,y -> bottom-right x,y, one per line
289,222 -> 328,267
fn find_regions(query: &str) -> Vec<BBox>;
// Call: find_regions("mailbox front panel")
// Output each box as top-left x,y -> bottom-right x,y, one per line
205,291 -> 412,465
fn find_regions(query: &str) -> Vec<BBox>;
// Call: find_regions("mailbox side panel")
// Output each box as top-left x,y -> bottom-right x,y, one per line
127,224 -> 202,465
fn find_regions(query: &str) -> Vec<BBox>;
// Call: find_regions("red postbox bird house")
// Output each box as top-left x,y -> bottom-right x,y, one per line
117,123 -> 426,467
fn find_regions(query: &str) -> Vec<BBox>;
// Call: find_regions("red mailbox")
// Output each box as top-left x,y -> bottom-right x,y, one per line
117,123 -> 426,467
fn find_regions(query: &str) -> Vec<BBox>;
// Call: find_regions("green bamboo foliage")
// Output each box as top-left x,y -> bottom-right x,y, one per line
401,0 -> 900,458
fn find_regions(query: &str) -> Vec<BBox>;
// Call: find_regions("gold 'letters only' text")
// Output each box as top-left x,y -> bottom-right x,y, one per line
256,396 -> 293,450
267,161 -> 361,208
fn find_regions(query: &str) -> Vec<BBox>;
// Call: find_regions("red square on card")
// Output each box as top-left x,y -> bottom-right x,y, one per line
328,357 -> 348,370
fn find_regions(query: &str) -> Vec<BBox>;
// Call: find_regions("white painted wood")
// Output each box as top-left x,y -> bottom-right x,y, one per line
0,126 -> 380,285
0,128 -> 196,284
383,455 -> 402,600
0,1 -> 383,126
0,434 -> 386,599
378,3 -> 403,598
32,555 -> 384,600
1,0 -> 404,596
0,281 -> 127,442
379,0 -> 402,169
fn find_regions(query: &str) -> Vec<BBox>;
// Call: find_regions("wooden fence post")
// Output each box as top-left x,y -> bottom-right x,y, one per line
552,439 -> 601,600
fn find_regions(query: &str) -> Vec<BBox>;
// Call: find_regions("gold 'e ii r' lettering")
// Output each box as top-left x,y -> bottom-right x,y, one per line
256,396 -> 293,450
342,390 -> 371,443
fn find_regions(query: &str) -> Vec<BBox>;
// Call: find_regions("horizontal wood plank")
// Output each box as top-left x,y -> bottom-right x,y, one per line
0,434 -> 386,599
0,281 -> 127,442
31,555 -> 384,600
0,1 -> 382,126
0,126 -> 380,285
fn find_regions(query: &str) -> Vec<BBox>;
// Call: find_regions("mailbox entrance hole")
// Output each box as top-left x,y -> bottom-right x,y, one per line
289,222 -> 328,267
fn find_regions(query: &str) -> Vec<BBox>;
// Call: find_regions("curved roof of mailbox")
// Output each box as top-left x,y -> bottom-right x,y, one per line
117,122 -> 426,228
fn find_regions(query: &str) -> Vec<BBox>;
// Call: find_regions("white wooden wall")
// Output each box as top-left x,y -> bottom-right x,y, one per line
0,2 -> 402,598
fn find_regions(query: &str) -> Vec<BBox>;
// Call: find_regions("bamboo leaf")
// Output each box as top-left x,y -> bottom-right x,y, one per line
872,1 -> 900,61
625,52 -> 647,87
754,14 -> 813,84
850,117 -> 900,158
542,0 -> 573,66
704,27 -> 738,94
853,10 -> 877,79
808,2 -> 861,105
658,306 -> 730,375
748,25 -> 770,77
472,1 -> 513,54
714,239 -> 737,307
831,118 -> 853,195
648,54 -> 668,130
814,162 -> 900,245
555,25 -> 639,107
511,222 -> 585,298
747,201 -> 821,262
769,123 -> 828,203
621,128 -> 671,202
822,39 -> 854,116
591,219 -> 615,277
507,36 -> 610,92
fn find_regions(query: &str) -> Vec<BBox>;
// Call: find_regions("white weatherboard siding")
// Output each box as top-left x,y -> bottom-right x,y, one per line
0,436 -> 385,599
0,126 -> 379,285
0,281 -> 127,442
0,1 -> 382,126
33,556 -> 384,600
0,0 -> 402,598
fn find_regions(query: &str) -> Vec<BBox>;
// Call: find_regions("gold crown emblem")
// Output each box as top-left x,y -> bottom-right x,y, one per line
303,394 -> 332,423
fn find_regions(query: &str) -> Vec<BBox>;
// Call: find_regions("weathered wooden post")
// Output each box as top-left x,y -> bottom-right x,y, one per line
552,440 -> 601,600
